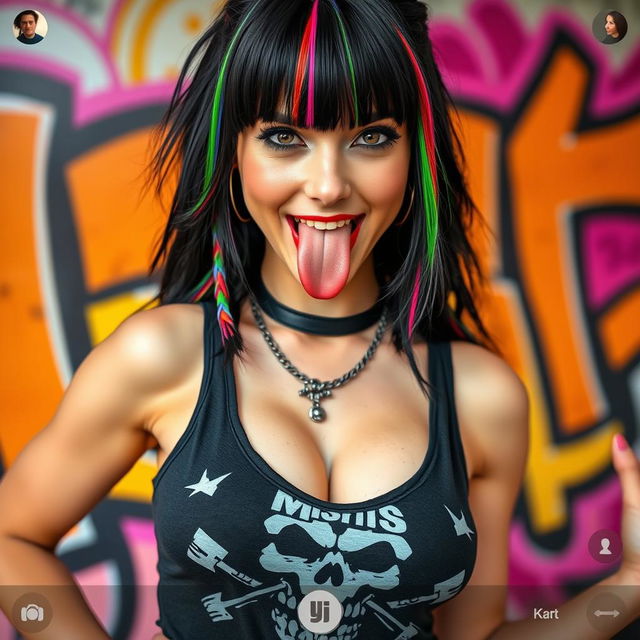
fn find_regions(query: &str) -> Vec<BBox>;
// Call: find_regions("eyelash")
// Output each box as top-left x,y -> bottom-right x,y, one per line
256,125 -> 400,152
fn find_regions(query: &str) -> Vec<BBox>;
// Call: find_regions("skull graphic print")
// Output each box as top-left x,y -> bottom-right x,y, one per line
185,483 -> 475,640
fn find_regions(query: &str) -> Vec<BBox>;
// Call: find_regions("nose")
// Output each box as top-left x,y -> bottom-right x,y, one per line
302,146 -> 351,206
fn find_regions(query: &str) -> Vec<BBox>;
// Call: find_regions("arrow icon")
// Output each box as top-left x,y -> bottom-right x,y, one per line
594,609 -> 620,617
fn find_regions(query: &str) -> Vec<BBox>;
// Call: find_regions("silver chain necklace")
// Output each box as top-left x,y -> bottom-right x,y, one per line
250,299 -> 389,423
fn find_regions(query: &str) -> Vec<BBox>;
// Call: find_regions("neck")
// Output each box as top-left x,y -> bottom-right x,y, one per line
259,247 -> 381,317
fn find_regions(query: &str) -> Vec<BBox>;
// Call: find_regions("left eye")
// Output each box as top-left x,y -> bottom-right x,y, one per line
270,131 -> 300,146
353,127 -> 399,149
356,131 -> 386,146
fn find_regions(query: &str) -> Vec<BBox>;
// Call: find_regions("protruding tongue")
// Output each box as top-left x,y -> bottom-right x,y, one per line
297,222 -> 351,298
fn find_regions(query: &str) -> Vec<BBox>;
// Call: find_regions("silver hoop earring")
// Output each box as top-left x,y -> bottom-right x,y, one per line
229,165 -> 251,223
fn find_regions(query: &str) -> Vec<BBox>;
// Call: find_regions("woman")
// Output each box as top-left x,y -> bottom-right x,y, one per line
0,1 -> 638,639
602,11 -> 628,44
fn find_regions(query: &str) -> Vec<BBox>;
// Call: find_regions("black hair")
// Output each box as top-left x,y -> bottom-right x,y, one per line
145,0 -> 498,397
14,10 -> 38,30
607,11 -> 628,39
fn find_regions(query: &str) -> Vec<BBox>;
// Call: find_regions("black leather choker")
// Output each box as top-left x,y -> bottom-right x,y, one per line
253,279 -> 384,336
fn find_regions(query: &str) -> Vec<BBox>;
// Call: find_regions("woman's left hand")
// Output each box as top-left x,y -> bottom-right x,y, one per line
611,433 -> 640,583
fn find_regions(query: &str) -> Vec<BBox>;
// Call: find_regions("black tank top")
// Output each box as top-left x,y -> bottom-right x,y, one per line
151,301 -> 476,640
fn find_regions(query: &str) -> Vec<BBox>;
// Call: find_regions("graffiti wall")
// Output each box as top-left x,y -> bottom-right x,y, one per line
1,0 -> 638,637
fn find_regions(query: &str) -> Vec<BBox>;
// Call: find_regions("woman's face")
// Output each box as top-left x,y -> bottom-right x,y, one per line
605,15 -> 619,37
235,115 -> 411,299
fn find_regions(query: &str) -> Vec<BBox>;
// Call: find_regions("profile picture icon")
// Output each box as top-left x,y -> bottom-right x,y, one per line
592,10 -> 628,45
12,9 -> 48,45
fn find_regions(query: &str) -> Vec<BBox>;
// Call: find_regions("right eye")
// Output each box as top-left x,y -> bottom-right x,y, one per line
257,127 -> 305,151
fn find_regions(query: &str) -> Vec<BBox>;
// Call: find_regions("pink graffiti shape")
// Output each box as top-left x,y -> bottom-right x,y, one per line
74,563 -> 117,630
121,517 -> 160,640
582,215 -> 640,309
470,0 -> 527,78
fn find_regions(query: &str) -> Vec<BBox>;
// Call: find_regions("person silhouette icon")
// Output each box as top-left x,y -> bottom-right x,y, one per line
599,537 -> 612,555
589,529 -> 622,563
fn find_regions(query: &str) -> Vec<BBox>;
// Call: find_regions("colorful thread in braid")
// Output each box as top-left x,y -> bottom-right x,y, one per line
189,225 -> 235,341
292,0 -> 319,126
394,27 -> 439,336
212,223 -> 235,341
328,0 -> 359,127
191,270 -> 213,302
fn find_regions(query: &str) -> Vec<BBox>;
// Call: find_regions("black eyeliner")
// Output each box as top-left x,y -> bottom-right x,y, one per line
256,124 -> 400,151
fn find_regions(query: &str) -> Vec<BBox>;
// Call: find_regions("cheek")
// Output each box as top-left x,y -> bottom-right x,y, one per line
240,152 -> 293,212
359,157 -> 409,208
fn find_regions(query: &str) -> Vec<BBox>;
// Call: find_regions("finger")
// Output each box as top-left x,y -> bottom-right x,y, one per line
612,433 -> 640,507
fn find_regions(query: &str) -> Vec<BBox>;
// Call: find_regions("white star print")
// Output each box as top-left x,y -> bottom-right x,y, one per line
444,504 -> 475,540
184,470 -> 231,498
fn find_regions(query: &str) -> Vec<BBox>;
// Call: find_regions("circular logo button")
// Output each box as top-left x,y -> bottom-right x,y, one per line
588,528 -> 622,564
297,589 -> 343,634
11,592 -> 53,633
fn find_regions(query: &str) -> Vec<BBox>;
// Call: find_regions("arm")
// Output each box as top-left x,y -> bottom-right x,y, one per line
0,304 -> 194,639
432,343 -> 640,640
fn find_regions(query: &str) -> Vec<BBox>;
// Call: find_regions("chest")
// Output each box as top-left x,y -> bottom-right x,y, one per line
152,339 -> 478,504
231,339 -> 433,503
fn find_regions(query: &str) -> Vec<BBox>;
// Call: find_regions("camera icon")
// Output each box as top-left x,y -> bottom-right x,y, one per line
21,603 -> 44,622
12,592 -> 52,631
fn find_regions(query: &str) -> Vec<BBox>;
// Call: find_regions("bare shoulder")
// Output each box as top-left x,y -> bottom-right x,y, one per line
105,303 -> 206,424
449,341 -> 529,478
110,303 -> 204,377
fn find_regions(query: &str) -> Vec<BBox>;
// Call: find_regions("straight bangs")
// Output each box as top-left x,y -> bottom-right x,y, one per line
223,0 -> 419,132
